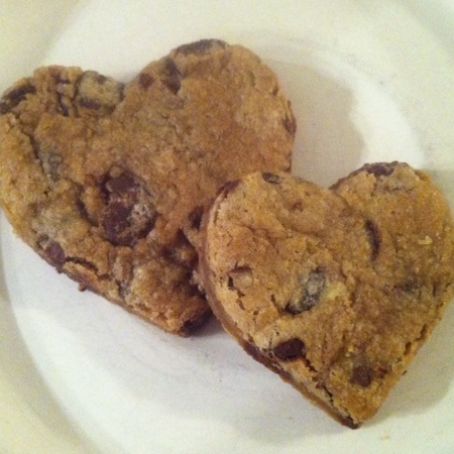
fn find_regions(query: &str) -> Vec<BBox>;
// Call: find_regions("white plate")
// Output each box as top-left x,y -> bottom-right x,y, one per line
1,1 -> 454,453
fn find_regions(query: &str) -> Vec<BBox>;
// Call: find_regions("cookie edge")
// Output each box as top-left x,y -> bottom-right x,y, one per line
198,178 -> 360,429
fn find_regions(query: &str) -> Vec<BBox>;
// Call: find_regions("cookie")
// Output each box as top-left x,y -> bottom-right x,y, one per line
0,39 -> 295,335
200,164 -> 454,425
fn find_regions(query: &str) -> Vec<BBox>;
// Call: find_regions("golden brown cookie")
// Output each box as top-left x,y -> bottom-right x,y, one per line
200,164 -> 454,425
0,39 -> 295,335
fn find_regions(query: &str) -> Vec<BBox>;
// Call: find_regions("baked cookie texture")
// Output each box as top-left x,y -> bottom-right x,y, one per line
200,163 -> 454,426
0,39 -> 295,335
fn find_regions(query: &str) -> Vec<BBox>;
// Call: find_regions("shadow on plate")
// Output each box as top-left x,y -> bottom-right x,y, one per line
426,169 -> 454,208
267,60 -> 365,187
373,303 -> 454,423
0,239 -> 106,453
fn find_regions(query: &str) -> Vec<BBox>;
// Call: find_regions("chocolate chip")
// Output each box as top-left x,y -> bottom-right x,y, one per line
102,202 -> 133,246
286,269 -> 326,314
351,364 -> 374,387
162,59 -> 182,94
44,241 -> 66,270
283,112 -> 296,135
362,162 -> 397,177
76,71 -> 124,114
188,206 -> 204,230
331,162 -> 401,191
343,416 -> 360,429
175,39 -> 226,55
0,83 -> 36,114
105,172 -> 136,194
365,220 -> 381,260
139,73 -> 154,90
101,171 -> 157,246
262,172 -> 281,184
273,338 -> 306,361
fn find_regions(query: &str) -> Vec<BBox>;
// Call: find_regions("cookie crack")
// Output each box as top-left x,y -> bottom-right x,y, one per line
114,277 -> 129,300
321,384 -> 357,428
65,256 -> 105,276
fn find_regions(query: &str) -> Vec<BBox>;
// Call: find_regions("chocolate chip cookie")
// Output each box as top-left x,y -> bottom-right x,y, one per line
200,164 -> 454,425
0,39 -> 295,335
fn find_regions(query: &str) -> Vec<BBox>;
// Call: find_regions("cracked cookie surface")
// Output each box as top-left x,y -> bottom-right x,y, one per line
200,164 -> 454,424
0,39 -> 294,335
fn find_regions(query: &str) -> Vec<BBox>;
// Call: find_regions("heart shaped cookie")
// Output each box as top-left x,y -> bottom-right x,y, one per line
0,40 -> 295,334
200,163 -> 454,426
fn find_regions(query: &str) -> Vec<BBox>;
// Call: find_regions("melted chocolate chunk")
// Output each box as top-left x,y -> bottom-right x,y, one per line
175,39 -> 226,55
286,269 -> 326,314
362,162 -> 397,177
105,172 -> 136,194
44,241 -> 66,270
76,71 -> 124,114
102,202 -> 133,246
351,364 -> 374,387
0,83 -> 36,114
365,220 -> 381,260
343,416 -> 360,429
273,338 -> 306,361
331,162 -> 400,191
100,171 -> 156,246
